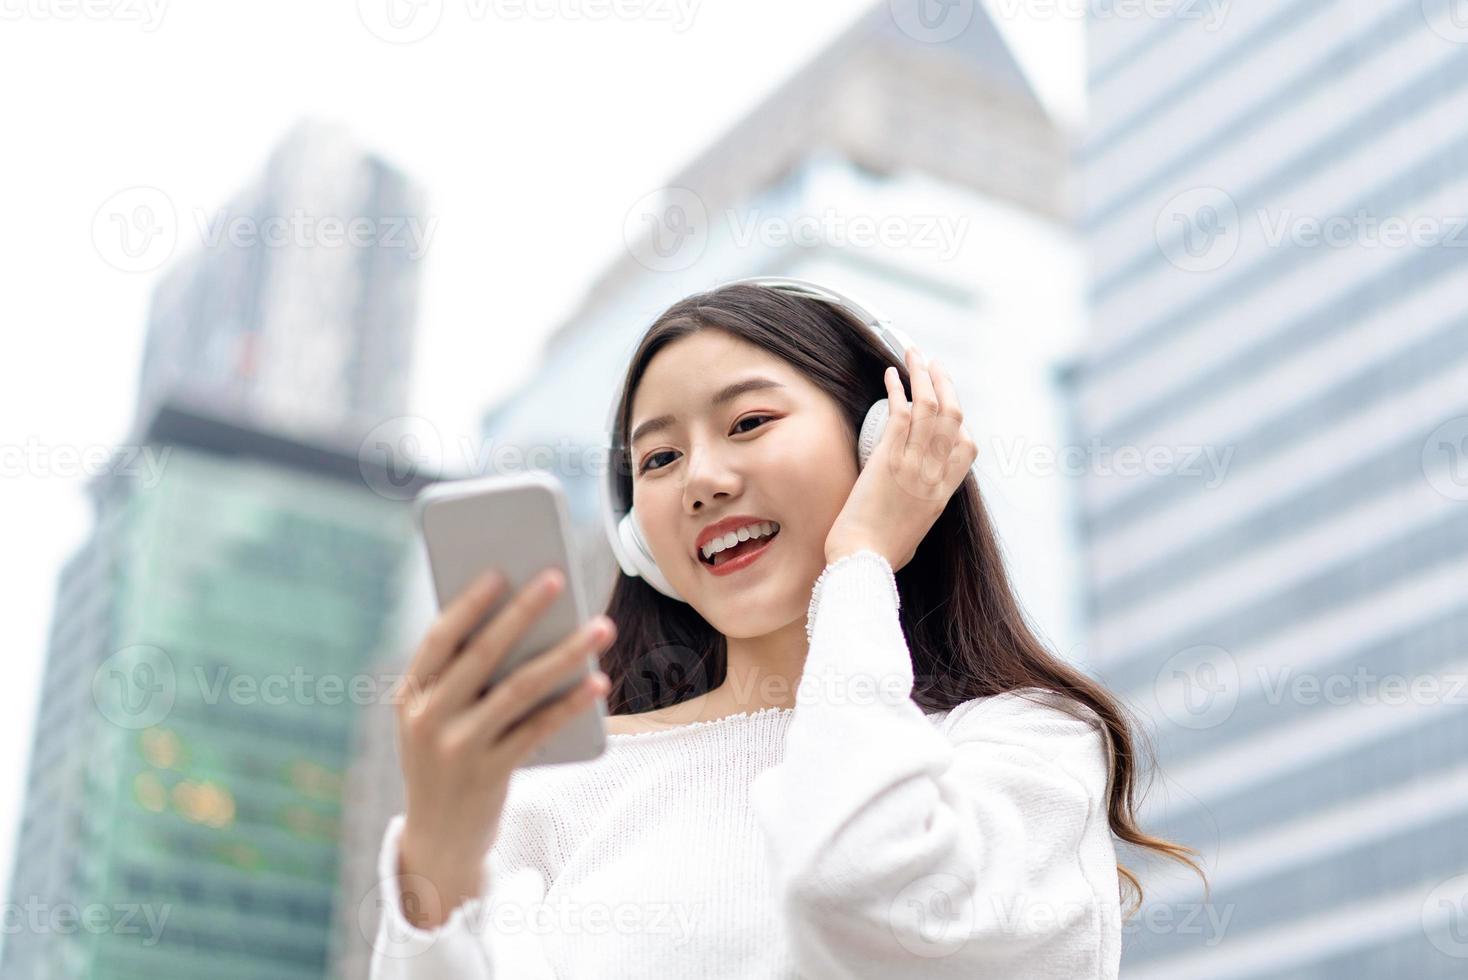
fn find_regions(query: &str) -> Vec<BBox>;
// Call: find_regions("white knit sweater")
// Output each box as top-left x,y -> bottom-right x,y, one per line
368,549 -> 1122,978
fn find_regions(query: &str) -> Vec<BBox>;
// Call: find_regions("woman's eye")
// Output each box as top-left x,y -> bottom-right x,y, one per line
639,451 -> 675,474
637,416 -> 774,474
733,414 -> 773,434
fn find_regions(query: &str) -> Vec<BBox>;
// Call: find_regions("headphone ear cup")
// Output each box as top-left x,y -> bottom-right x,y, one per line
614,512 -> 646,578
621,508 -> 684,601
859,398 -> 889,469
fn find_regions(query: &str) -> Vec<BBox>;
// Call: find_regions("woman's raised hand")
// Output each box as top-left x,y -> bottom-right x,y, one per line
389,567 -> 615,929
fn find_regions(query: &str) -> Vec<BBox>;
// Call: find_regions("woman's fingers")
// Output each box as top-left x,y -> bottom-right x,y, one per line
904,346 -> 939,460
397,569 -> 506,720
436,567 -> 564,715
499,670 -> 609,769
456,614 -> 612,748
927,358 -> 970,469
881,364 -> 909,454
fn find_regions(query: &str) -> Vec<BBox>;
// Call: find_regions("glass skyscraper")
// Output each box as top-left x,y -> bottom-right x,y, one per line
1072,3 -> 1468,976
2,122 -> 432,979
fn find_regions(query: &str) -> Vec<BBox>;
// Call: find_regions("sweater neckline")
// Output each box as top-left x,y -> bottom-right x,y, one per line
604,704 -> 795,742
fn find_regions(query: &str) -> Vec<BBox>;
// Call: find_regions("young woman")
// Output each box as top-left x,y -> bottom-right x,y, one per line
370,280 -> 1206,978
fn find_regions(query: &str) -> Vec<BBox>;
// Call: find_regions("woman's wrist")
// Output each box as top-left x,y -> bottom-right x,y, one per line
397,827 -> 486,930
824,541 -> 886,565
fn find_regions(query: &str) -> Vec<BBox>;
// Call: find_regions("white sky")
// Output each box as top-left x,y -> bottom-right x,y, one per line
0,0 -> 1083,907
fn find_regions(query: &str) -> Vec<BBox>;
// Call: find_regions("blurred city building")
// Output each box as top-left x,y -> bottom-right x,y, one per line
331,0 -> 1097,973
477,0 -> 1089,648
2,122 -> 433,980
133,121 -> 426,449
1069,4 -> 1468,976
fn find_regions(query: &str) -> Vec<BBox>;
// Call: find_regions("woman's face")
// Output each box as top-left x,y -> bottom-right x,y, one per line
628,329 -> 858,636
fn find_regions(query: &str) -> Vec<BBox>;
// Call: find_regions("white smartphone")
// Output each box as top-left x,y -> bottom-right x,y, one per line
413,470 -> 607,767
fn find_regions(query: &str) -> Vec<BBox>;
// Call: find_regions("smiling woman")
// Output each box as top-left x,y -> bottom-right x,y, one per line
369,278 -> 1208,980
601,278 -> 1207,889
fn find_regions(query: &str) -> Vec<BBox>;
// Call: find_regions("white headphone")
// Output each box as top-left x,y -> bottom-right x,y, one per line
597,275 -> 922,602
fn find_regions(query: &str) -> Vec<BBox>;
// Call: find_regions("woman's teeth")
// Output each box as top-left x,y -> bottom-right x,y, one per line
701,521 -> 780,565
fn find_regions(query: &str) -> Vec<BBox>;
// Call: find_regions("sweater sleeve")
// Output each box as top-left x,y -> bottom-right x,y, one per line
367,813 -> 559,980
747,549 -> 1118,978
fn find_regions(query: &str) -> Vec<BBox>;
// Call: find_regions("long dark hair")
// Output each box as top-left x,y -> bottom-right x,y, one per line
598,281 -> 1207,916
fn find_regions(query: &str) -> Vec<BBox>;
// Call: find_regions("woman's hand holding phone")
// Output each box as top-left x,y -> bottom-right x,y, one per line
389,565 -> 616,930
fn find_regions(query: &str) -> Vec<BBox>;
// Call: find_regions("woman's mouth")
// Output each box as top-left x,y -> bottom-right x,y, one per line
699,523 -> 781,576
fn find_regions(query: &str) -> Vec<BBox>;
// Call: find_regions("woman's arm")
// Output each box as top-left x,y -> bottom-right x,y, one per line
368,813 -> 559,980
749,550 -> 1120,978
